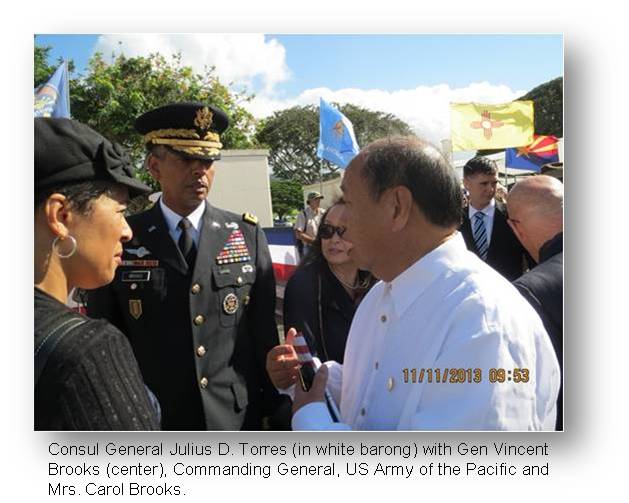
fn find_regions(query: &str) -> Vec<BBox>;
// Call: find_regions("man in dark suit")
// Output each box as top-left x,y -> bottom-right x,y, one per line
460,156 -> 528,281
87,103 -> 283,430
508,175 -> 563,430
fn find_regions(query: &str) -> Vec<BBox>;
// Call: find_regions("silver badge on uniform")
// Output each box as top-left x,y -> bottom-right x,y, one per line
127,246 -> 152,257
222,293 -> 239,315
122,270 -> 151,282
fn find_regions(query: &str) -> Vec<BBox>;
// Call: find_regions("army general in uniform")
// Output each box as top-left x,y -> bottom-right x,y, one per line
87,103 -> 282,430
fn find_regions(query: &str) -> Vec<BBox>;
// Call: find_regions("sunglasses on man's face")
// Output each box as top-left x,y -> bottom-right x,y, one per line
319,223 -> 347,240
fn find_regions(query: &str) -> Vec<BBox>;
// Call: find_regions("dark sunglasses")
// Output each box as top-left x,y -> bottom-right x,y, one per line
319,223 -> 347,240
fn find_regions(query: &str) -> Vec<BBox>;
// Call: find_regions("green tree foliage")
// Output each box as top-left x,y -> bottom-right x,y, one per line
68,52 -> 258,191
34,43 -> 75,88
270,179 -> 304,220
518,76 -> 563,138
34,45 -> 55,87
256,104 -> 413,184
343,103 -> 414,147
35,41 -> 260,194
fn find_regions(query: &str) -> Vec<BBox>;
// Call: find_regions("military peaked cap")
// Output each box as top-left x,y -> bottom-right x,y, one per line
134,102 -> 229,161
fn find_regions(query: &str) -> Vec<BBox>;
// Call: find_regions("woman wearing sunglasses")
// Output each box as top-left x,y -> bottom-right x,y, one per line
282,201 -> 376,363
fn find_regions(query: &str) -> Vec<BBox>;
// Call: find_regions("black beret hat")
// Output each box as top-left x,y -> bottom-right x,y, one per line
134,102 -> 229,161
35,118 -> 151,198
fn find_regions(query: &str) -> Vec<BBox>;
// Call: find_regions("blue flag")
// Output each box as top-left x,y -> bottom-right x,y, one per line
317,98 -> 359,169
34,61 -> 71,118
505,135 -> 559,172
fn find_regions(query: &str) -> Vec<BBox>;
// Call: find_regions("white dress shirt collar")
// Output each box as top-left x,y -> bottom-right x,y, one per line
159,198 -> 206,234
385,233 -> 466,319
468,198 -> 496,219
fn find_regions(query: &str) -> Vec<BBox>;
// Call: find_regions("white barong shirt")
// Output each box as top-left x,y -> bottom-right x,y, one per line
292,233 -> 560,431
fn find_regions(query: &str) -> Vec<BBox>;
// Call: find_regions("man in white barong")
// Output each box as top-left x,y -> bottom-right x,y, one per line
267,136 -> 560,430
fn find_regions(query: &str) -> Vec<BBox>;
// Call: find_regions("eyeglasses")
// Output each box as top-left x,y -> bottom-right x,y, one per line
319,223 -> 347,240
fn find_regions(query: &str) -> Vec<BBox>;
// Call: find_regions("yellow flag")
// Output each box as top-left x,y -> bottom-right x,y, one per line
450,101 -> 534,152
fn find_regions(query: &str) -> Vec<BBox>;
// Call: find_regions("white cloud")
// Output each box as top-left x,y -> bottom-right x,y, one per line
94,34 -> 290,93
248,82 -> 527,147
93,35 -> 526,148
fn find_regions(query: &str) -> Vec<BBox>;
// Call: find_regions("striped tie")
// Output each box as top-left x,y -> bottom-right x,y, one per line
473,212 -> 489,261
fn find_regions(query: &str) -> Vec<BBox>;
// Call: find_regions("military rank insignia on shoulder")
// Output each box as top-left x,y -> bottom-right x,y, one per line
242,212 -> 258,225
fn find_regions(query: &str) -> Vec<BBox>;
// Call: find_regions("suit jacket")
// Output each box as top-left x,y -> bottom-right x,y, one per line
87,202 -> 281,430
460,201 -> 528,281
514,232 -> 563,430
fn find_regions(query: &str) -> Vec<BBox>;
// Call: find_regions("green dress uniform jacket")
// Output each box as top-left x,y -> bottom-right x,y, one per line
87,202 -> 281,430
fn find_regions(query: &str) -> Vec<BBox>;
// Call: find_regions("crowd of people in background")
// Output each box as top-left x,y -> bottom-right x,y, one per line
34,101 -> 563,431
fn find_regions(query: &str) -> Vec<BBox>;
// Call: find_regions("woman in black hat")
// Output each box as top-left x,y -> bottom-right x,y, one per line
34,117 -> 159,430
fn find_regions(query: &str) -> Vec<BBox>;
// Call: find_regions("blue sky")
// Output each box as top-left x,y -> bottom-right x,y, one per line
271,35 -> 562,94
36,34 -> 562,94
34,34 -> 562,146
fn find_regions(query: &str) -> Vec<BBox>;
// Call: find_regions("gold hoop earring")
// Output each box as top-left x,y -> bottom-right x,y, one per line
52,235 -> 77,259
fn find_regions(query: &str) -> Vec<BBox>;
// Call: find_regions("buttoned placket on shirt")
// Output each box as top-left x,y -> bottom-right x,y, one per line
352,283 -> 395,429
342,241 -> 454,430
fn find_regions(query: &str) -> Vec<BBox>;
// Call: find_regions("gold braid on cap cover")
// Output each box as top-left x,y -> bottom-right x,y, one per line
142,108 -> 222,157
167,143 -> 221,157
144,129 -> 222,157
143,128 -> 221,145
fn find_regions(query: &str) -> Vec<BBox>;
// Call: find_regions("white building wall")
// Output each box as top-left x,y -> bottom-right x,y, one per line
302,175 -> 344,209
209,149 -> 274,227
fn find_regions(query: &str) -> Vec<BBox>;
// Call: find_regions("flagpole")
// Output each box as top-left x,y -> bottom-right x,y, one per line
64,59 -> 71,118
503,158 -> 508,189
319,159 -> 323,196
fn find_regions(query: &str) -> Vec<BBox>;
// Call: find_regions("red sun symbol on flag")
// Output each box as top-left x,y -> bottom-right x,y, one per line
470,110 -> 504,140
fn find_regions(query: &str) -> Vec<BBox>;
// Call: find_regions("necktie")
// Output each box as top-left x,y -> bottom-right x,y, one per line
472,212 -> 489,261
178,217 -> 197,268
